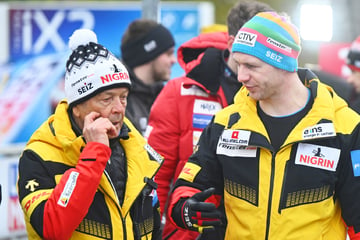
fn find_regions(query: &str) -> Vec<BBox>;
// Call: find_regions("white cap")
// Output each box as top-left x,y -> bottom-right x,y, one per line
65,29 -> 131,106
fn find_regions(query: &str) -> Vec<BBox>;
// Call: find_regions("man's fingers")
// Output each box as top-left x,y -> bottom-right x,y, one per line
198,210 -> 222,220
84,112 -> 116,135
193,218 -> 222,227
191,201 -> 217,212
83,112 -> 101,126
106,124 -> 118,138
82,112 -> 118,145
194,225 -> 215,234
193,187 -> 215,201
190,205 -> 222,224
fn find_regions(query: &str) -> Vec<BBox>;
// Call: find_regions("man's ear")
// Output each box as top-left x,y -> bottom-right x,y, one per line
72,105 -> 81,118
228,35 -> 235,52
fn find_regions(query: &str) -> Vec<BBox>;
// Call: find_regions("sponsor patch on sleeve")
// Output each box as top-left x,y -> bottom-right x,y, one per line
144,144 -> 163,164
178,162 -> 201,183
23,190 -> 51,214
351,150 -> 360,177
192,99 -> 222,129
193,130 -> 202,146
57,171 -> 79,207
193,114 -> 213,129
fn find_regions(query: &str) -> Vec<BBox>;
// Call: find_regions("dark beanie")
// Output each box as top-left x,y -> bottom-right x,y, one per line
347,36 -> 360,72
121,24 -> 175,68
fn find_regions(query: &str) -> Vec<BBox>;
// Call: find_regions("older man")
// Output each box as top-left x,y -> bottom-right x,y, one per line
17,29 -> 163,240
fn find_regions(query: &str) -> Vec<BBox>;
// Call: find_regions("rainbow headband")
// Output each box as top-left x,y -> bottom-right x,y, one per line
232,12 -> 301,72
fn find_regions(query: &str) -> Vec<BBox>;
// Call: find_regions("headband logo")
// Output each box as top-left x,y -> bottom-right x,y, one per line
144,40 -> 157,52
113,64 -> 120,73
100,72 -> 130,84
235,31 -> 257,47
71,75 -> 88,87
78,82 -> 94,95
266,50 -> 283,63
266,37 -> 292,53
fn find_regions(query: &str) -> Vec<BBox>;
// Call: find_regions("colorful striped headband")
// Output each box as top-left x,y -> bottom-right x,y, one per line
232,11 -> 301,72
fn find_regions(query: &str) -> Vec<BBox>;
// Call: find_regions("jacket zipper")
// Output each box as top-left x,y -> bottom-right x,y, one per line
103,170 -> 128,240
103,169 -> 161,240
265,152 -> 276,240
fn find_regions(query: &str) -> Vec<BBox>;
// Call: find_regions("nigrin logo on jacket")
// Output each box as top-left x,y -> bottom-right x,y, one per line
295,143 -> 340,171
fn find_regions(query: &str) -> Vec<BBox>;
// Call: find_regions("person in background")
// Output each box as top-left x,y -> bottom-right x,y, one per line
200,23 -> 228,34
167,11 -> 360,239
120,19 -> 176,135
17,29 -> 163,240
145,1 -> 274,239
346,35 -> 360,113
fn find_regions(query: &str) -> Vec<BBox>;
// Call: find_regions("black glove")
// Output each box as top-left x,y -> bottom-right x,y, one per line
172,187 -> 222,233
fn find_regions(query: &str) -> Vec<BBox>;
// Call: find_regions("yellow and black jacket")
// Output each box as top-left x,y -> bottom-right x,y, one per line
169,69 -> 360,239
17,100 -> 163,240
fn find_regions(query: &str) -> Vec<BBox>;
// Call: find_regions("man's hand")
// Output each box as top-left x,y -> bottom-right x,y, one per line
82,112 -> 117,146
173,188 -> 222,233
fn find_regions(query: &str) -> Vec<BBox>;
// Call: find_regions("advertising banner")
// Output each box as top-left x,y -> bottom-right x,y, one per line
1,1 -> 214,147
0,52 -> 67,145
8,1 -> 213,64
0,156 -> 26,238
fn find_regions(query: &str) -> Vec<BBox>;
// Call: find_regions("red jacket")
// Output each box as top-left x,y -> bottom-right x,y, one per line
147,31 -> 240,239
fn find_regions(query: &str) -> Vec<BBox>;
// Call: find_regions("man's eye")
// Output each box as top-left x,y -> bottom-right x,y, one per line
103,97 -> 112,103
245,64 -> 255,69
